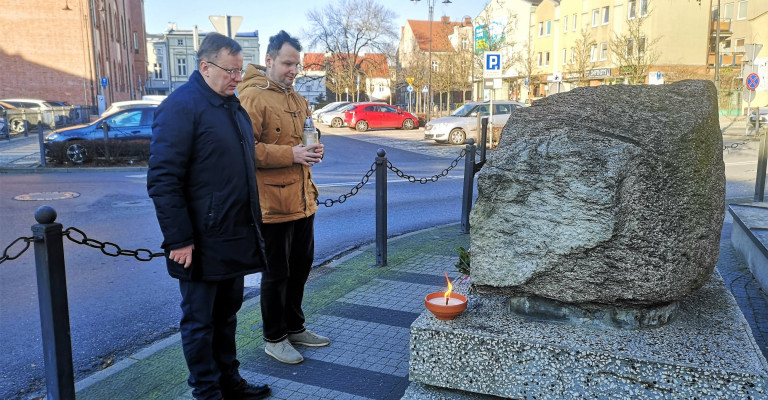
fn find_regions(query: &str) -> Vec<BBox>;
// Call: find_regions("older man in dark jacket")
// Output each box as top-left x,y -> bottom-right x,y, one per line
147,33 -> 270,400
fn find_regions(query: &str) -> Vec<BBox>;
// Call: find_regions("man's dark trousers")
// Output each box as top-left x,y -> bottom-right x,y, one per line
260,215 -> 315,342
179,276 -> 245,400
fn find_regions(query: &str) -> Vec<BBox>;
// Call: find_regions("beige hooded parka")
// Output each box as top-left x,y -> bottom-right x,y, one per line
237,64 -> 319,224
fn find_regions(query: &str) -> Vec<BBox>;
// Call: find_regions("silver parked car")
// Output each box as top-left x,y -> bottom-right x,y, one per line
424,100 -> 524,145
321,103 -> 358,128
312,101 -> 350,122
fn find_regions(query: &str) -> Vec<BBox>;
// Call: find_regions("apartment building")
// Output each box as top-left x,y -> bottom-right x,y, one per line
0,0 -> 148,111
528,0 -> 710,96
145,24 -> 260,95
483,0 -> 767,110
396,16 -> 475,111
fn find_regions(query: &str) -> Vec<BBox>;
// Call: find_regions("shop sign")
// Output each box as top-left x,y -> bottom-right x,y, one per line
586,68 -> 611,78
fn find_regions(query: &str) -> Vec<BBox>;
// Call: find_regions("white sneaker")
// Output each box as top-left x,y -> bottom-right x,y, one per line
265,339 -> 304,364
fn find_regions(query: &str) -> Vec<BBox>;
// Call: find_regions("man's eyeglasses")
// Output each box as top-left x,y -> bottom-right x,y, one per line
205,61 -> 245,78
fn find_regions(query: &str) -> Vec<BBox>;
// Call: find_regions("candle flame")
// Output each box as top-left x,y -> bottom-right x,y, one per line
444,271 -> 453,304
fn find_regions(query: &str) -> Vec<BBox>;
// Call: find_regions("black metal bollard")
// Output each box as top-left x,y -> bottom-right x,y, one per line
479,116 -> 488,164
31,206 -> 76,400
755,133 -> 767,202
102,123 -> 111,162
375,149 -> 388,267
38,123 -> 46,167
461,139 -> 477,234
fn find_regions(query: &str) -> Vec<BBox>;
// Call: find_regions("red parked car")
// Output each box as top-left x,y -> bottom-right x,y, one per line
344,103 -> 419,132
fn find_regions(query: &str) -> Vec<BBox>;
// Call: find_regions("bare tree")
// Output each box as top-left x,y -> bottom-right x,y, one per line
473,0 -> 520,99
608,1 -> 661,85
304,0 -> 398,101
572,28 -> 597,87
516,40 -> 537,99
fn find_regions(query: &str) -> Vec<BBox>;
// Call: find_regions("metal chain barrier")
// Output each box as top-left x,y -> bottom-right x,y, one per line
62,227 -> 164,261
0,236 -> 35,264
316,162 -> 377,207
387,148 -> 467,183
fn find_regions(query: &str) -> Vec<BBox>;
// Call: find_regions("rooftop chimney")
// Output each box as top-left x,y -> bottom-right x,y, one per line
464,17 -> 472,26
441,16 -> 450,24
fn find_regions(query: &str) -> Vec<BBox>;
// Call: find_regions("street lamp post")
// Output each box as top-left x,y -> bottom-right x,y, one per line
412,0 -> 451,123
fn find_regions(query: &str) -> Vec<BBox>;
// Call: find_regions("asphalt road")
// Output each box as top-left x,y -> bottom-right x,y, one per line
0,127 -> 470,400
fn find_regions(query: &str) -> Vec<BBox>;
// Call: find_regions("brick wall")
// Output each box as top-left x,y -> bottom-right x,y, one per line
0,0 -> 148,108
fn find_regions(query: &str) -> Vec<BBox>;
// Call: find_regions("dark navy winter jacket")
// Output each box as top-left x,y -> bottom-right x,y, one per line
147,70 -> 267,281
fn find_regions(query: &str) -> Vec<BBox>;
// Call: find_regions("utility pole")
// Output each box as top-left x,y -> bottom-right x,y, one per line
714,0 -> 721,91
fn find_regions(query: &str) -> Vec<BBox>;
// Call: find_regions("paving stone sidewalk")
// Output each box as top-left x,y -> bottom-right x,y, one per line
66,219 -> 768,400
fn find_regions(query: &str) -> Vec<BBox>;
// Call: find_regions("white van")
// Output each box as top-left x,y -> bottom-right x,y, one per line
0,98 -> 56,129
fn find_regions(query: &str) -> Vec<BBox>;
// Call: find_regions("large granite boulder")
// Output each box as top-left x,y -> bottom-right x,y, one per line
470,80 -> 725,306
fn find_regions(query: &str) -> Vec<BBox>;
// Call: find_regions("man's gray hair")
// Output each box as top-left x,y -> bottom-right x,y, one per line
197,32 -> 242,62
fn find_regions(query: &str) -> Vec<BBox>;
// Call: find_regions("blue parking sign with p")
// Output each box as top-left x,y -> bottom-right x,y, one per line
487,53 -> 501,70
483,51 -> 502,78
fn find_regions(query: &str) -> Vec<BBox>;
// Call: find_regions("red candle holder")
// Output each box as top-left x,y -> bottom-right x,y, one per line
425,292 -> 468,320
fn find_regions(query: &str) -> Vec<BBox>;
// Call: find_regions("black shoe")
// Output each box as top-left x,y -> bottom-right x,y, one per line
222,379 -> 271,400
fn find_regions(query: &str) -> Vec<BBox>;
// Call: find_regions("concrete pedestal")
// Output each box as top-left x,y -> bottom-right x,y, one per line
405,272 -> 768,399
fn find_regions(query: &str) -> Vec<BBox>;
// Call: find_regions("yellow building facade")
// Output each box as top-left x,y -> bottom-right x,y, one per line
518,0 -> 767,112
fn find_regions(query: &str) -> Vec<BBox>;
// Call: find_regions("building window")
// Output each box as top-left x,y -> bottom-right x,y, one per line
462,37 -> 469,50
538,22 -> 544,37
537,52 -> 542,67
564,16 -> 568,32
628,1 -> 637,19
432,60 -> 438,72
176,57 -> 187,76
724,39 -> 732,49
626,39 -> 634,57
639,0 -> 648,17
737,0 -> 748,20
573,14 -> 577,30
600,42 -> 608,60
153,62 -> 163,79
590,45 -> 597,61
571,47 -> 576,64
546,21 -> 551,36
736,37 -> 745,48
562,48 -> 567,65
602,7 -> 610,25
592,9 -> 600,27
133,32 -> 139,53
177,39 -> 184,46
638,37 -> 646,56
544,52 -> 550,66
723,2 -> 734,19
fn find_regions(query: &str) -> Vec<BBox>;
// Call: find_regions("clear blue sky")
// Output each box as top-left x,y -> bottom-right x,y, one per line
144,0 -> 489,64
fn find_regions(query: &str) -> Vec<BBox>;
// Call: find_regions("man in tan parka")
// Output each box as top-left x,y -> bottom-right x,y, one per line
237,30 -> 329,365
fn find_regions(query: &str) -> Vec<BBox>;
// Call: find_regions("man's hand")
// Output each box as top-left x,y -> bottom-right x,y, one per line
169,244 -> 194,269
293,143 -> 324,166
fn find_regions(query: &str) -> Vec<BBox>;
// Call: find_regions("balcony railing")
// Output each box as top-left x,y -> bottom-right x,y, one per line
708,52 -> 744,67
710,18 -> 733,36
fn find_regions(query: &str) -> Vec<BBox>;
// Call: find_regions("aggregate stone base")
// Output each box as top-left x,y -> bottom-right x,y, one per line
401,382 -> 504,399
408,272 -> 768,399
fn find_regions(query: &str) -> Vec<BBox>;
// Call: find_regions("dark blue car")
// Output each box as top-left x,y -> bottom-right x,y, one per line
44,106 -> 157,164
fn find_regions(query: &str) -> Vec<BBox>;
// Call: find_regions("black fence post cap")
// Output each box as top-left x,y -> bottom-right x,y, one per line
35,206 -> 57,224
